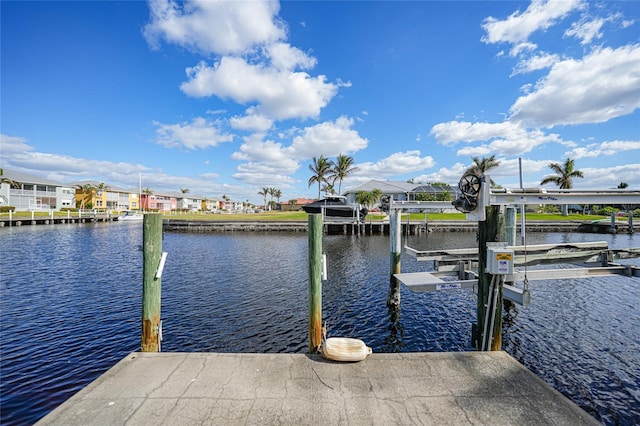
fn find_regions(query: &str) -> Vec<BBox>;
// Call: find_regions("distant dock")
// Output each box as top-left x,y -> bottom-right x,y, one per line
0,212 -> 118,227
36,351 -> 599,425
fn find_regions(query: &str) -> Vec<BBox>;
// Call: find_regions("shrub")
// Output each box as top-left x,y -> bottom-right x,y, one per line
60,207 -> 79,212
593,206 -> 619,216
0,206 -> 16,213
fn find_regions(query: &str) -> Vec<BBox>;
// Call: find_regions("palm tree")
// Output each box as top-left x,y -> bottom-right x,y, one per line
465,155 -> 500,186
308,156 -> 331,199
540,158 -> 584,216
268,187 -> 277,211
76,183 -> 96,210
258,187 -> 269,211
181,188 -> 190,194
618,182 -> 628,189
329,154 -> 359,195
273,188 -> 282,210
321,183 -> 335,196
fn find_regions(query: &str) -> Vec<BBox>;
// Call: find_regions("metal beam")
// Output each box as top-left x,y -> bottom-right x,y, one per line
489,189 -> 640,206
389,188 -> 640,210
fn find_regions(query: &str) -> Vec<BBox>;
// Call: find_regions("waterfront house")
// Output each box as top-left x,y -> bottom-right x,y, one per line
343,180 -> 460,210
72,180 -> 140,211
279,198 -> 315,212
0,169 -> 75,211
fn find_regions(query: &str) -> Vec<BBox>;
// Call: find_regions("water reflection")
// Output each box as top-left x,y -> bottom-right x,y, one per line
0,224 -> 639,424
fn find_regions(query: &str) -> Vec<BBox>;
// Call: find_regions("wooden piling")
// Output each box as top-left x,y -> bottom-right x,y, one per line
308,214 -> 323,353
476,206 -> 505,351
141,213 -> 163,352
387,209 -> 402,308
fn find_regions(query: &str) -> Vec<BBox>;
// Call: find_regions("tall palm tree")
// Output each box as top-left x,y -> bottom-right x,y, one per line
268,187 -> 277,211
308,156 -> 331,199
274,189 -> 282,205
258,187 -> 269,211
329,154 -> 359,195
540,158 -> 584,216
465,155 -> 500,186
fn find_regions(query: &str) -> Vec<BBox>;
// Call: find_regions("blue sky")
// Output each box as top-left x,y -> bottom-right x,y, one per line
2,0 -> 639,203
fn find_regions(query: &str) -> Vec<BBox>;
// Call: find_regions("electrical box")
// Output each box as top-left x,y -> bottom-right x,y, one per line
486,246 -> 514,275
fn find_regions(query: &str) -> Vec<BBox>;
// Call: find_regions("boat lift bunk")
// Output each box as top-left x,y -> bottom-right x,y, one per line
391,174 -> 640,306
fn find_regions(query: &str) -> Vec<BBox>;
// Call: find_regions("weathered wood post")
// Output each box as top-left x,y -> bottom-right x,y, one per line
506,206 -> 516,246
141,213 -> 163,352
308,214 -> 323,353
476,205 -> 505,351
387,209 -> 402,308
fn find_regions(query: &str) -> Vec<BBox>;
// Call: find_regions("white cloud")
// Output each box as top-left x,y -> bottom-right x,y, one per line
430,120 -> 566,156
565,140 -> 640,159
290,116 -> 368,158
412,162 -> 468,186
232,162 -> 296,187
482,0 -> 583,52
143,0 -> 285,55
231,134 -> 298,170
578,163 -> 640,189
266,42 -> 317,70
180,57 -> 339,120
565,17 -> 605,45
511,52 -> 560,75
456,145 -> 492,157
153,117 -> 234,150
509,44 -> 640,127
0,134 -> 33,154
482,0 -> 584,46
230,112 -> 274,132
355,150 -> 435,178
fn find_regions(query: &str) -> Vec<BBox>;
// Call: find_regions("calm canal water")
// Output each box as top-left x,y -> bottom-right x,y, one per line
1,222 -> 639,425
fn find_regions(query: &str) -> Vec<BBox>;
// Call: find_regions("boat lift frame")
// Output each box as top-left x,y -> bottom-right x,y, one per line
389,183 -> 640,306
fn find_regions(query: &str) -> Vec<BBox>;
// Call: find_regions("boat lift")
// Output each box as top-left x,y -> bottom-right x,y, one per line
390,174 -> 640,307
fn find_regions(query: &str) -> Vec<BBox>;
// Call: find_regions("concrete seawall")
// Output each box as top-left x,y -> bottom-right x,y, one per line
163,219 -> 637,235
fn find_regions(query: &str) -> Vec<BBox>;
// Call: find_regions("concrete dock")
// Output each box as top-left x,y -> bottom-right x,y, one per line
37,351 -> 598,425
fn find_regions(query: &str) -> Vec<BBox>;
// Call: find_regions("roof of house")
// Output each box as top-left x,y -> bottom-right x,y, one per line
344,180 -> 419,194
1,168 -> 71,187
280,198 -> 315,205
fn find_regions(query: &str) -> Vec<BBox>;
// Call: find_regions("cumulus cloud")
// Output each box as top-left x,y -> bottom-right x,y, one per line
355,151 -> 435,178
577,163 -> 640,189
153,117 -> 234,150
430,120 -> 567,156
290,116 -> 368,158
231,134 -> 298,171
565,140 -> 640,159
232,162 -> 296,187
143,0 -> 285,55
509,44 -> 640,127
230,113 -> 274,132
181,57 -> 339,120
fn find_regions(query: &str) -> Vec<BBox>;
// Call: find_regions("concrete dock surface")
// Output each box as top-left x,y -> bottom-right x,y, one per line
37,351 -> 599,425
